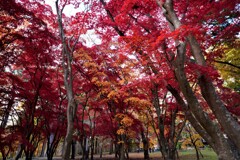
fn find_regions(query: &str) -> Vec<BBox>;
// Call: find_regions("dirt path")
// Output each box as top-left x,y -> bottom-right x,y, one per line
31,152 -> 162,160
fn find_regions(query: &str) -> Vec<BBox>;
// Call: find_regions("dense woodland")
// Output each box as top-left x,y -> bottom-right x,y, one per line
0,0 -> 240,160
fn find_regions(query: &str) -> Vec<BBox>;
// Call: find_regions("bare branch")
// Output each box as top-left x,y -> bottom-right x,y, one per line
214,60 -> 240,70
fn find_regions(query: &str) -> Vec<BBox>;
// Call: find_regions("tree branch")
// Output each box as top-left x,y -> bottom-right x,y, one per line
214,60 -> 240,70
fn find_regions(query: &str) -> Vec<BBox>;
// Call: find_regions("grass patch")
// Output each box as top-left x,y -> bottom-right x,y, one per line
179,149 -> 217,160
149,148 -> 217,160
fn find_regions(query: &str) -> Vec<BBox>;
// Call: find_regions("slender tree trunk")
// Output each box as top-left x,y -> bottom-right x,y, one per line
100,145 -> 103,159
81,137 -> 89,160
15,145 -> 23,160
1,150 -> 8,160
141,131 -> 149,160
115,143 -> 118,158
40,140 -> 46,157
85,137 -> 89,160
71,140 -> 76,159
109,140 -> 113,155
81,138 -> 86,160
176,150 -> 180,160
62,105 -> 75,160
151,86 -> 168,160
30,151 -> 34,160
116,135 -> 125,160
0,99 -> 13,128
55,1 -> 78,159
94,138 -> 98,154
167,110 -> 179,160
47,136 -> 61,160
125,148 -> 129,159
194,145 -> 200,160
119,142 -> 125,160
90,138 -> 94,160
187,126 -> 200,160
25,150 -> 34,160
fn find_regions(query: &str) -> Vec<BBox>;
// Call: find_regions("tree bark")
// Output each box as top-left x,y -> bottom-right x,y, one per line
119,135 -> 126,160
141,131 -> 149,160
95,138 -> 98,154
71,140 -> 76,159
14,145 -> 23,160
90,138 -> 94,160
109,140 -> 114,155
55,1 -> 78,159
40,140 -> 46,157
0,98 -> 13,128
151,85 -> 168,160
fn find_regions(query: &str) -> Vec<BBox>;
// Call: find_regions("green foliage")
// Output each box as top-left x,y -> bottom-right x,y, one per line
215,40 -> 240,92
182,134 -> 204,149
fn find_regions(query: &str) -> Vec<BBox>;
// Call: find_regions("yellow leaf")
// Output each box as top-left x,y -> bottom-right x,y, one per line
117,129 -> 126,135
117,141 -> 124,144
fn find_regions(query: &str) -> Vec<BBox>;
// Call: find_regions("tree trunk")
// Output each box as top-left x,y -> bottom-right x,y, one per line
100,146 -> 103,159
194,145 -> 200,160
46,134 -> 61,160
71,140 -> 76,159
55,1 -> 78,159
90,138 -> 94,160
115,143 -> 118,158
167,149 -> 176,160
0,99 -> 13,128
24,150 -> 34,160
81,138 -> 86,160
125,148 -> 129,159
109,140 -> 113,155
159,1 -> 240,159
62,104 -> 75,160
119,142 -> 125,160
141,131 -> 149,160
14,145 -> 23,160
94,138 -> 98,154
40,140 -> 46,157
151,85 -> 168,160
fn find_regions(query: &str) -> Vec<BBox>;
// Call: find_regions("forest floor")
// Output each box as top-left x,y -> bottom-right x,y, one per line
30,149 -> 217,160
